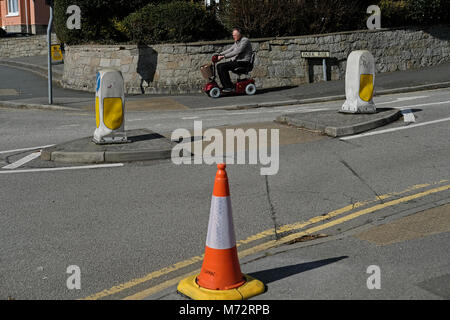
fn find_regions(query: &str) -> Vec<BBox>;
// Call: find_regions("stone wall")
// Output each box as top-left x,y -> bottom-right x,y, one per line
61,26 -> 450,94
0,34 -> 58,58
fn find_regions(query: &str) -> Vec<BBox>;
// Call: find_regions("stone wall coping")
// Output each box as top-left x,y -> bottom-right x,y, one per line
64,26 -> 435,49
66,44 -> 138,50
0,33 -> 58,42
179,25 -> 446,45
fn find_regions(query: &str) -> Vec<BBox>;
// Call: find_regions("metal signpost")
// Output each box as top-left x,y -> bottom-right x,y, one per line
46,0 -> 54,105
301,51 -> 331,82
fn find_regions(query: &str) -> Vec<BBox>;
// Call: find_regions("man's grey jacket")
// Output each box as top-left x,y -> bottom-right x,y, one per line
220,37 -> 253,63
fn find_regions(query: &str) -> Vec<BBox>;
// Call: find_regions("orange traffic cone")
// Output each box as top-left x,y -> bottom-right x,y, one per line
177,164 -> 265,300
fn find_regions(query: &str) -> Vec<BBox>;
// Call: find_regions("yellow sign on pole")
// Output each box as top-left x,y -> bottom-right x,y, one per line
51,44 -> 63,62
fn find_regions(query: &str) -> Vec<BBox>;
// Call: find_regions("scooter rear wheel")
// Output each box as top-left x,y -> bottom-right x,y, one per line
245,83 -> 256,95
209,87 -> 221,98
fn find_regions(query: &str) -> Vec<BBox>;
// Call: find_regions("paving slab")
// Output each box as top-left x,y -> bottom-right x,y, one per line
276,108 -> 401,137
40,128 -> 177,163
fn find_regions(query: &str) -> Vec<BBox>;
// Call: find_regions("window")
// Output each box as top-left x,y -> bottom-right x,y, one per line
7,0 -> 19,15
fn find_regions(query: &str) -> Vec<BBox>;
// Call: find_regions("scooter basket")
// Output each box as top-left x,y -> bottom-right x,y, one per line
200,63 -> 213,80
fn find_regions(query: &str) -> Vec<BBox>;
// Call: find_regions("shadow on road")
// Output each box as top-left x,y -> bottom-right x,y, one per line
248,256 -> 348,284
128,132 -> 165,143
255,86 -> 298,95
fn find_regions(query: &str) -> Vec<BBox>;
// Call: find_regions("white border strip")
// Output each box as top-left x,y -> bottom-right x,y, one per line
2,151 -> 42,169
341,117 -> 450,140
392,100 -> 450,108
0,145 -> 55,155
0,163 -> 124,174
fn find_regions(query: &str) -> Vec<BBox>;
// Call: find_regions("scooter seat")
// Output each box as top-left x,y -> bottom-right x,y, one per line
232,67 -> 249,75
231,53 -> 256,75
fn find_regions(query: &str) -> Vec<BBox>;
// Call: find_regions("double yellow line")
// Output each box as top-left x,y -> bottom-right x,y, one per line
82,180 -> 449,300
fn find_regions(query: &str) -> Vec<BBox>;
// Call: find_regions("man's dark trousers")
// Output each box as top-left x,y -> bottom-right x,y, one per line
217,60 -> 250,89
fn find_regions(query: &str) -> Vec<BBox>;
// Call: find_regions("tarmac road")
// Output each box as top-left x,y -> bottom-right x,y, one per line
0,86 -> 449,300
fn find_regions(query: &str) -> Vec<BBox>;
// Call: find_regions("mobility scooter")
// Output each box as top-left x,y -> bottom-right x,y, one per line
202,53 -> 256,98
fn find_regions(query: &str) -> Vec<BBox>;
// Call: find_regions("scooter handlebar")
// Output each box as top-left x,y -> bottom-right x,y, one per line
212,55 -> 220,63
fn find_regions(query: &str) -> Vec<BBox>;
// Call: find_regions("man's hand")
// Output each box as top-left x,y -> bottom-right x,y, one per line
217,55 -> 225,61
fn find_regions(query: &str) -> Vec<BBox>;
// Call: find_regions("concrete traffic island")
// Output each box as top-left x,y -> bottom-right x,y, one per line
39,69 -> 178,164
276,108 -> 401,138
276,50 -> 402,138
40,128 -> 177,163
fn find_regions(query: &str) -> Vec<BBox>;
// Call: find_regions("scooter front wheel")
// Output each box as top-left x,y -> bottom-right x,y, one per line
209,87 -> 221,98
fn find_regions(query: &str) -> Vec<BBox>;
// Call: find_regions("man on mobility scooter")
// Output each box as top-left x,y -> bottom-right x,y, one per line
202,28 -> 256,98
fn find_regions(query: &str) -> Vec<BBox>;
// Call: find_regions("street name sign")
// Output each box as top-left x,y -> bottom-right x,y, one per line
301,51 -> 331,58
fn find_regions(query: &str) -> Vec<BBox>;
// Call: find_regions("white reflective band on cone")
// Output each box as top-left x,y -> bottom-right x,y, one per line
341,50 -> 376,114
206,196 -> 237,250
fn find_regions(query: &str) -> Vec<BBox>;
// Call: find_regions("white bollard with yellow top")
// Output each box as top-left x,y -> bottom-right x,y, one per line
341,50 -> 376,114
93,69 -> 128,144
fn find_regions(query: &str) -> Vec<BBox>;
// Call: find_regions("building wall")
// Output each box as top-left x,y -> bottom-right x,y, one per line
1,0 -> 49,34
0,2 -> 3,28
60,26 -> 450,95
2,0 -> 25,32
31,0 -> 50,26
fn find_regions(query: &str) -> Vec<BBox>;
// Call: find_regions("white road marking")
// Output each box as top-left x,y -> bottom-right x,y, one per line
376,96 -> 429,105
339,99 -> 450,138
181,116 -> 199,120
200,107 -> 333,121
225,107 -> 332,116
283,107 -> 333,113
0,145 -> 55,155
341,117 -> 450,140
0,163 -> 124,174
395,100 -> 450,109
2,151 -> 42,169
396,96 -> 429,101
58,124 -> 80,128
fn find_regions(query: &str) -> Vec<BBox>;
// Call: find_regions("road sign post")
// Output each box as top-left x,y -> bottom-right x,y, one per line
302,51 -> 331,82
46,0 -> 54,105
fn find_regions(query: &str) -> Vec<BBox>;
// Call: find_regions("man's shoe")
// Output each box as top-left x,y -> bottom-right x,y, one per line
223,88 -> 234,93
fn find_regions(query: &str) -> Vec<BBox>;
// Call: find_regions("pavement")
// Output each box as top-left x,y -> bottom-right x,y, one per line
0,55 -> 64,83
1,55 -> 450,112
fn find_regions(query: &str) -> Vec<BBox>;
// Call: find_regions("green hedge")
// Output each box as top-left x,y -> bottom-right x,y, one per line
54,0 -> 449,45
407,0 -> 450,25
217,0 -> 376,38
122,1 -> 228,44
216,0 -> 450,38
54,0 -> 162,45
54,0 -> 226,45
379,0 -> 450,27
379,0 -> 411,28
